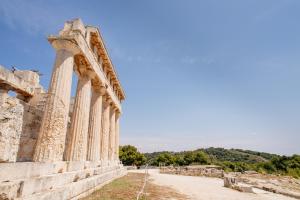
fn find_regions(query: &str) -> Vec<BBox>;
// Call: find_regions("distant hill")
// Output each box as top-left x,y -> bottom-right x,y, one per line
200,147 -> 279,163
144,147 -> 279,164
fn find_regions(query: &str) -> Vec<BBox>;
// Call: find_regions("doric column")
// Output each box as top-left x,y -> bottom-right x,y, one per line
86,86 -> 105,161
100,95 -> 111,161
115,111 -> 120,160
34,40 -> 79,162
65,70 -> 92,161
108,106 -> 116,161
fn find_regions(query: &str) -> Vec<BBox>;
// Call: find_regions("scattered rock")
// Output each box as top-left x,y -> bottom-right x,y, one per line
224,176 -> 254,193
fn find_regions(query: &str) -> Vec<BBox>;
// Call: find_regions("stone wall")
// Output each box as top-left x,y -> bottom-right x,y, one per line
17,103 -> 43,161
0,65 -> 46,162
160,165 -> 224,178
0,96 -> 24,162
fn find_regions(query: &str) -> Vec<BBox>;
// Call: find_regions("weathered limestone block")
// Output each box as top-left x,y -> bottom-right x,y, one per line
0,161 -> 126,199
0,97 -> 23,162
224,176 -> 237,188
0,162 -> 67,181
0,88 -> 8,105
28,92 -> 48,111
17,104 -> 43,161
0,65 -> 35,97
59,18 -> 86,37
224,176 -> 254,193
234,184 -> 254,193
0,181 -> 20,200
14,70 -> 40,87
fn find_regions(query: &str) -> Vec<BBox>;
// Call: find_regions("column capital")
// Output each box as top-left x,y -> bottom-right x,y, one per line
115,110 -> 121,118
76,68 -> 96,84
50,39 -> 80,55
110,104 -> 118,112
97,86 -> 106,95
103,95 -> 112,105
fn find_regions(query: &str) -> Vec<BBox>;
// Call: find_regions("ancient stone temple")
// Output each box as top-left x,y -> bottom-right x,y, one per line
0,19 -> 126,199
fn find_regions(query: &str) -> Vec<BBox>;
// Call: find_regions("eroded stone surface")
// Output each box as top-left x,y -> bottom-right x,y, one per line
34,44 -> 78,162
0,97 -> 23,162
17,104 -> 43,161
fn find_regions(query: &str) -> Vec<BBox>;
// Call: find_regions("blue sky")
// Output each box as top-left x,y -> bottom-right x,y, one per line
0,0 -> 299,155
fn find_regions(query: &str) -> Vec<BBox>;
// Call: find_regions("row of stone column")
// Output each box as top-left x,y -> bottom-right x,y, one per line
33,40 -> 120,163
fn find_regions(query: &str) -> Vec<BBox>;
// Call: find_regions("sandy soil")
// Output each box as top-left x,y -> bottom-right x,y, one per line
131,169 -> 295,200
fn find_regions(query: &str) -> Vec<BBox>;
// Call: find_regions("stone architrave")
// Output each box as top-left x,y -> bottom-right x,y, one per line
115,111 -> 120,160
108,106 -> 116,161
33,40 -> 79,162
86,86 -> 105,161
101,96 -> 111,161
65,70 -> 92,161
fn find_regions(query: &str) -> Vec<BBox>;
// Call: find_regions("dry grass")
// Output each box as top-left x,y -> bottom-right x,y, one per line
81,172 -> 188,200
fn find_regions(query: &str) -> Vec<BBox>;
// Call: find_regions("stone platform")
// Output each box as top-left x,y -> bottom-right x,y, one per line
0,161 -> 127,200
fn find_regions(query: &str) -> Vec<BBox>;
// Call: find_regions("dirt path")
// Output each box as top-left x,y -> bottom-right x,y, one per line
132,169 -> 295,200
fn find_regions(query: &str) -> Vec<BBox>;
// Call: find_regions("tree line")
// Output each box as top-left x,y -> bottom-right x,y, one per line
119,145 -> 300,178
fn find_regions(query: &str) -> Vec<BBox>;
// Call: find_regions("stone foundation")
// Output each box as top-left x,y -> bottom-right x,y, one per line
0,161 -> 126,199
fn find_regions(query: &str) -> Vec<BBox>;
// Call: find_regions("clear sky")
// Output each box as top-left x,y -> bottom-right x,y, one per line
0,0 -> 299,155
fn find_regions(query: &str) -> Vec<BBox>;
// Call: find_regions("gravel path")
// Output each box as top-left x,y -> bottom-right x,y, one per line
131,169 -> 295,200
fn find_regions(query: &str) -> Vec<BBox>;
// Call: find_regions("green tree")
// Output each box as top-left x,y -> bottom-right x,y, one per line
155,152 -> 175,166
194,151 -> 210,165
183,151 -> 195,165
119,145 -> 146,167
174,154 -> 185,166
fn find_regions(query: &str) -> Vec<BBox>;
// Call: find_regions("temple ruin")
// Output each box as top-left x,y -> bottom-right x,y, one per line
0,19 -> 126,199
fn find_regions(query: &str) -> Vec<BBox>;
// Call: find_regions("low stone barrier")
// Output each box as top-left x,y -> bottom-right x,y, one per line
223,175 -> 254,193
160,165 -> 224,178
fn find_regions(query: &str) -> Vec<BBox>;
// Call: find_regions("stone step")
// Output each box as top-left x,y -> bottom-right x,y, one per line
0,162 -> 66,181
18,168 -> 126,200
0,161 -> 117,181
0,161 -> 122,199
18,165 -> 119,197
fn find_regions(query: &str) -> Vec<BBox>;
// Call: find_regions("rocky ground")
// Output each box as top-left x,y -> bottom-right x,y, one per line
146,169 -> 296,200
230,171 -> 300,199
160,165 -> 300,199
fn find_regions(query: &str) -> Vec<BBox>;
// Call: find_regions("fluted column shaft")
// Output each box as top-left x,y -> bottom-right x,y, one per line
65,73 -> 92,161
101,97 -> 110,161
115,112 -> 120,160
108,108 -> 116,161
34,40 -> 78,162
86,87 -> 105,161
